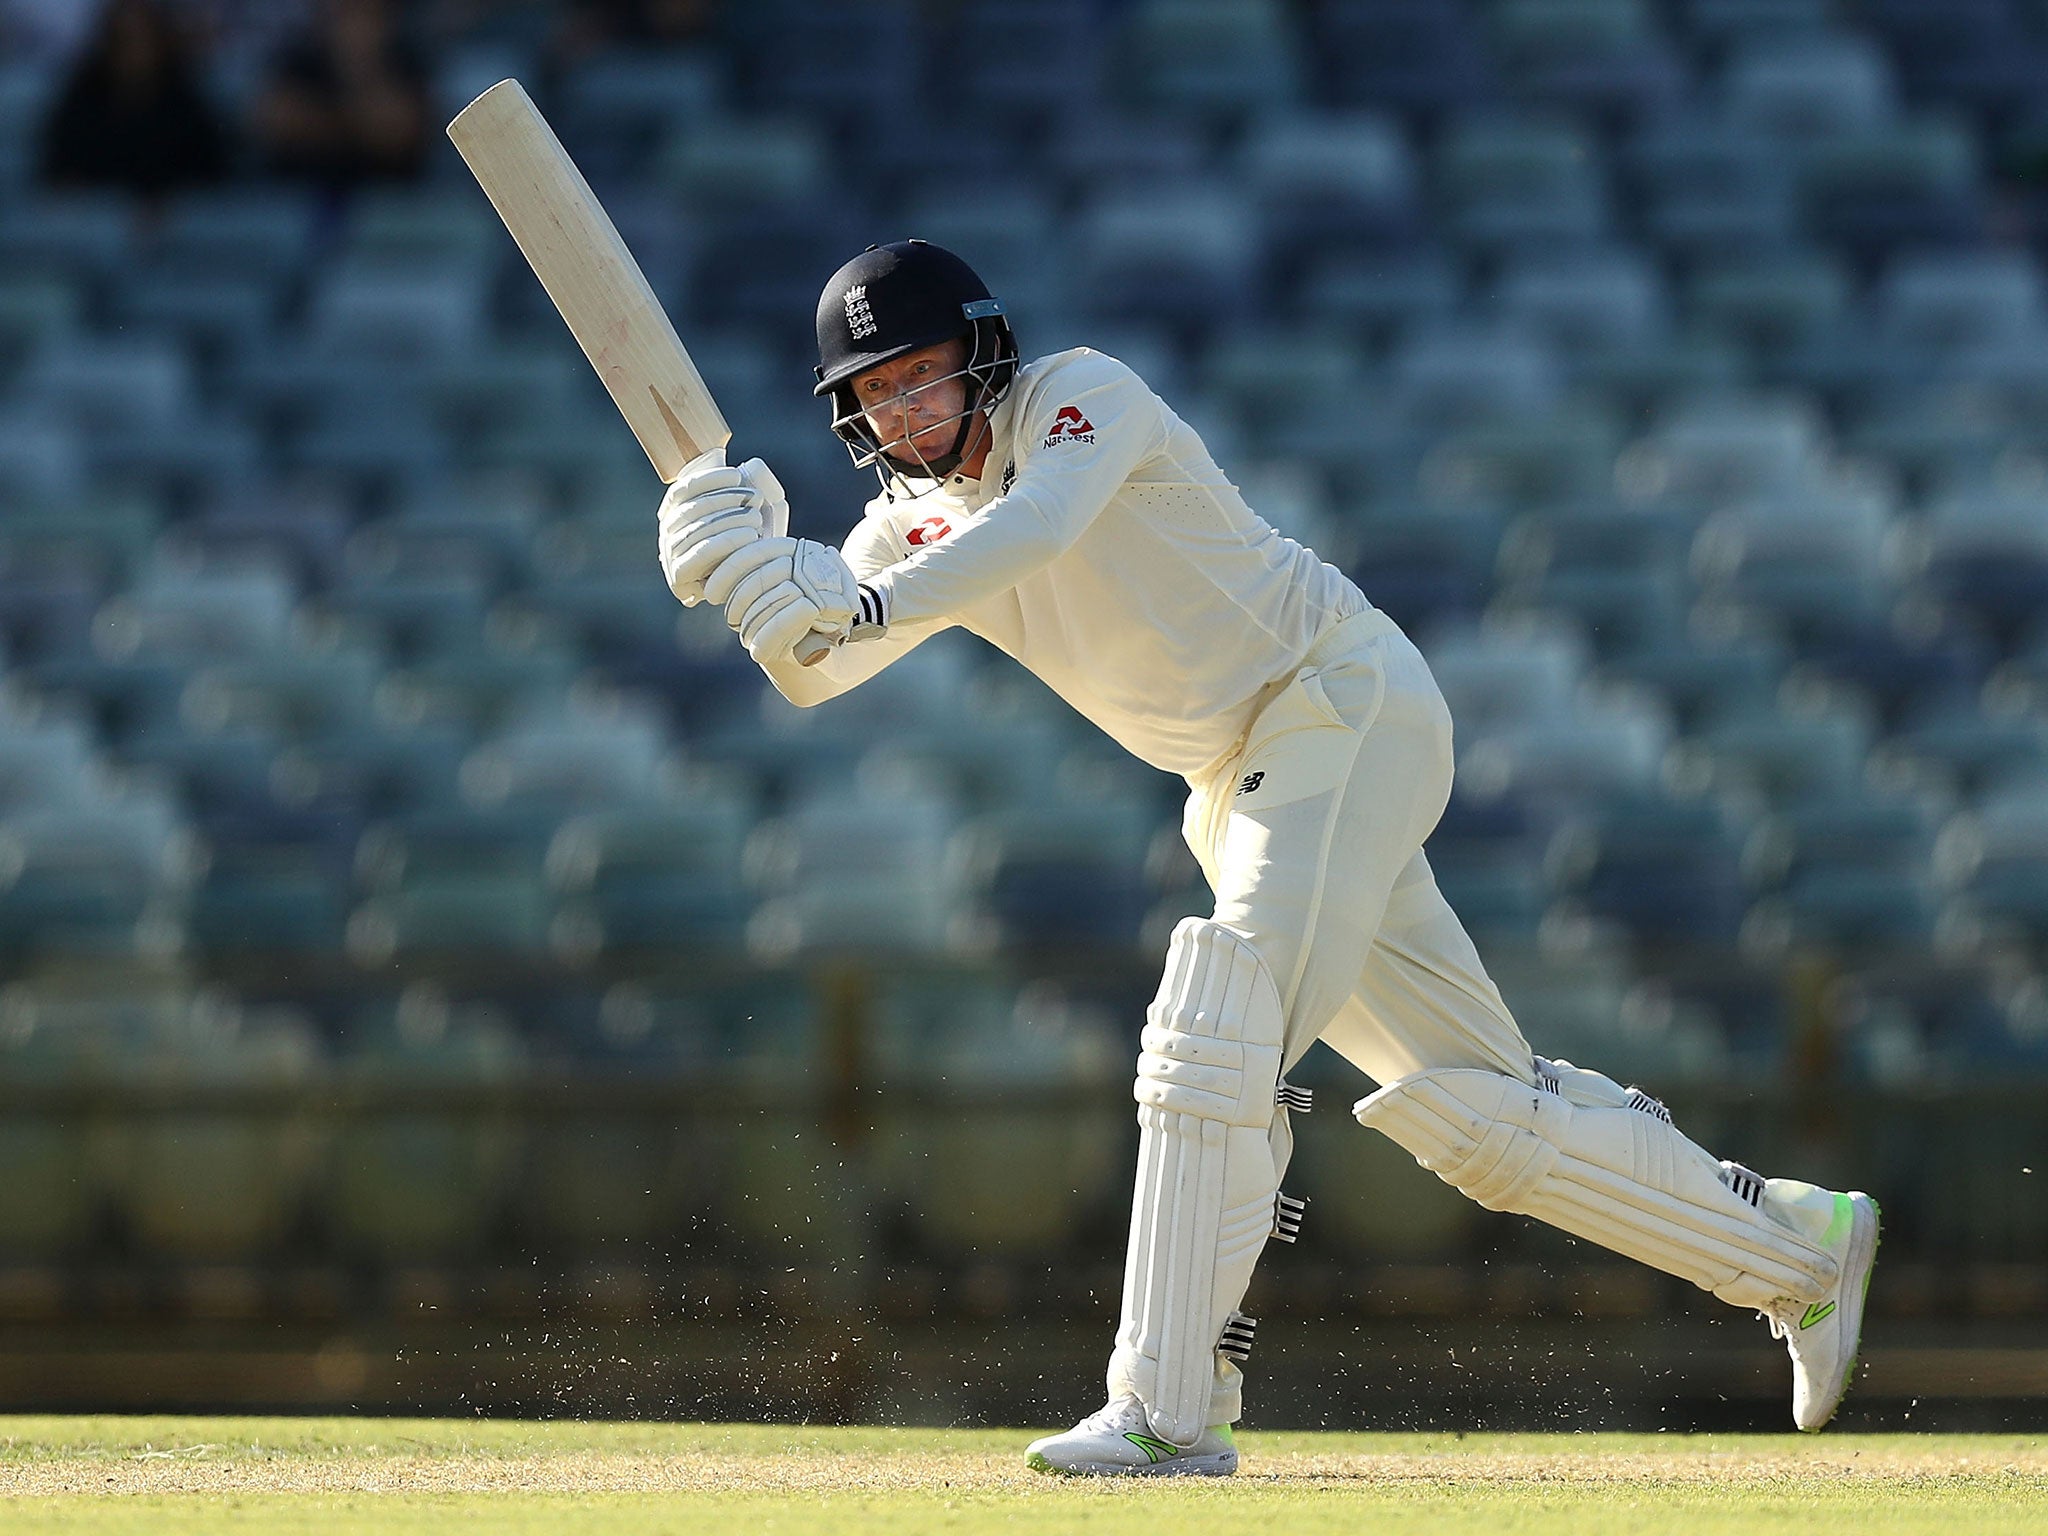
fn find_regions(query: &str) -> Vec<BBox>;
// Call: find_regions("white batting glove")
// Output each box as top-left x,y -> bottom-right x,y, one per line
703,536 -> 888,664
656,448 -> 789,606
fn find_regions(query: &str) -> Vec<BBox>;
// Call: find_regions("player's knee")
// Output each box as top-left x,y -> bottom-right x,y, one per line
1135,918 -> 1286,1129
1356,1067 -> 1568,1211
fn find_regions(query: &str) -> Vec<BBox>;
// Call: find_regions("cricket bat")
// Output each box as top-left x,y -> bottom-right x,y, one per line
447,78 -> 831,665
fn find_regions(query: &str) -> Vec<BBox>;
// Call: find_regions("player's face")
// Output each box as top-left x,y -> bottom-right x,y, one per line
853,339 -> 976,462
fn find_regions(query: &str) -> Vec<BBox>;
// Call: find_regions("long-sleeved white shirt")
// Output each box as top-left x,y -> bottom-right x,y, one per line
762,348 -> 1367,781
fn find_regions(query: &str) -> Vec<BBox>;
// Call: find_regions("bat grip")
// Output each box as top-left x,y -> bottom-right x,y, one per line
796,633 -> 834,666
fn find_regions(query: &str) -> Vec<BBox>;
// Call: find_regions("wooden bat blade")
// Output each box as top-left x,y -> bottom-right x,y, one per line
447,79 -> 728,480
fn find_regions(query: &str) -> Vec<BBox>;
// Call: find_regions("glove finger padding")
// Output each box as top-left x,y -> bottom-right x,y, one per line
664,449 -> 744,505
663,524 -> 761,606
744,591 -> 832,664
734,457 -> 789,540
720,558 -> 799,630
702,534 -> 797,609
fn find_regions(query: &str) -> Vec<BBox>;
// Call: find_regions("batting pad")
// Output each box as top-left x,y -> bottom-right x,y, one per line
1110,918 -> 1286,1446
1356,1068 -> 1839,1309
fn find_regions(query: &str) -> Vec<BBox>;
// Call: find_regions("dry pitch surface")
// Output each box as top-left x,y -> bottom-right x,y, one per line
1,1418 -> 2043,1535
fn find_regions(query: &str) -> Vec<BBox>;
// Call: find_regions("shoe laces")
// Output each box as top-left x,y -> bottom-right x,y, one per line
1078,1396 -> 1146,1434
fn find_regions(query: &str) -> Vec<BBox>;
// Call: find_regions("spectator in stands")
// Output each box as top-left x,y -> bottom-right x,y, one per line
36,0 -> 231,199
557,0 -> 720,54
252,0 -> 429,191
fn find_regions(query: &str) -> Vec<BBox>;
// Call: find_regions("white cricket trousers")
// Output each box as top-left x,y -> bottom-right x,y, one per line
1183,606 -> 1537,1100
1166,606 -> 1540,1424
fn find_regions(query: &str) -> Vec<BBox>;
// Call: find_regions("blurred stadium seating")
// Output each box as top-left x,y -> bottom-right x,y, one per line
0,0 -> 2044,1342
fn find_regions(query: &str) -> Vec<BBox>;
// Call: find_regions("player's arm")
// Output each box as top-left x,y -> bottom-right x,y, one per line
861,353 -> 1168,626
753,516 -> 954,708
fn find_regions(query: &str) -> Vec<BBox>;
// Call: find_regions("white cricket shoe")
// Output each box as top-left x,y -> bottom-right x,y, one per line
1024,1394 -> 1238,1477
1762,1190 -> 1881,1431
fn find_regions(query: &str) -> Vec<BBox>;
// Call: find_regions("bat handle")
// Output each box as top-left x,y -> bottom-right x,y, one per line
796,633 -> 834,666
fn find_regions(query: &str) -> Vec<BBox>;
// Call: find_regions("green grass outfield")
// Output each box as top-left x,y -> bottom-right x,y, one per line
1,1418 -> 2043,1535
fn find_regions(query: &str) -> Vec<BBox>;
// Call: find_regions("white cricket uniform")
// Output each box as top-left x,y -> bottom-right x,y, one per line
761,347 -> 1846,1434
766,345 -> 1535,1109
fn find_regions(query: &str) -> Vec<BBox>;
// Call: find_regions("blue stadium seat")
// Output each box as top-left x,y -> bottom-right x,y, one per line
1488,0 -> 1691,125
1119,0 -> 1305,119
1746,787 -> 1948,950
1296,248 -> 1464,340
1491,249 -> 1671,352
99,555 -> 300,661
1596,624 -> 1789,729
656,116 -> 830,209
1880,250 -> 2044,353
1493,946 -> 1730,1080
1237,112 -> 1422,270
0,409 -> 85,504
1495,498 -> 1692,653
0,273 -> 81,364
1677,0 -> 1836,55
745,781 -> 968,957
1687,253 -> 1852,358
1458,687 -> 1675,800
1550,789 -> 1753,945
309,563 -> 495,661
156,188 -> 321,281
0,707 -> 104,813
954,795 -> 1163,951
1420,613 -> 1591,730
1314,0 -> 1500,120
546,796 -> 757,955
1429,407 -> 1626,510
1616,396 -> 1827,508
1690,482 -> 1899,639
1880,697 -> 2048,797
1686,698 -> 1877,804
0,791 -> 198,957
377,637 -> 584,738
893,192 -> 1067,326
747,0 -> 923,125
178,647 -> 386,743
1914,485 -> 2048,642
347,807 -> 562,964
460,697 -> 683,812
1860,0 -> 2048,119
1435,118 -> 1612,251
171,488 -> 353,590
1071,186 -> 1263,333
1723,34 -> 1897,141
343,190 -> 503,274
190,832 -> 357,958
1347,503 -> 1507,632
310,262 -> 488,360
0,65 -> 51,195
116,265 -> 286,361
1389,319 -> 1563,426
0,194 -> 139,281
556,48 -> 723,178
1798,118 -> 1987,259
954,0 -> 1108,123
1626,118 -> 1800,258
21,336 -> 193,434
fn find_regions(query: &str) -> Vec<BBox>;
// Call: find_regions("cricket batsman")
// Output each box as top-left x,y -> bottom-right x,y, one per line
656,241 -> 1881,1475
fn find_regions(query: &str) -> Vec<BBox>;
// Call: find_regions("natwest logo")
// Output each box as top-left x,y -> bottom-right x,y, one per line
1042,405 -> 1095,447
905,515 -> 953,547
